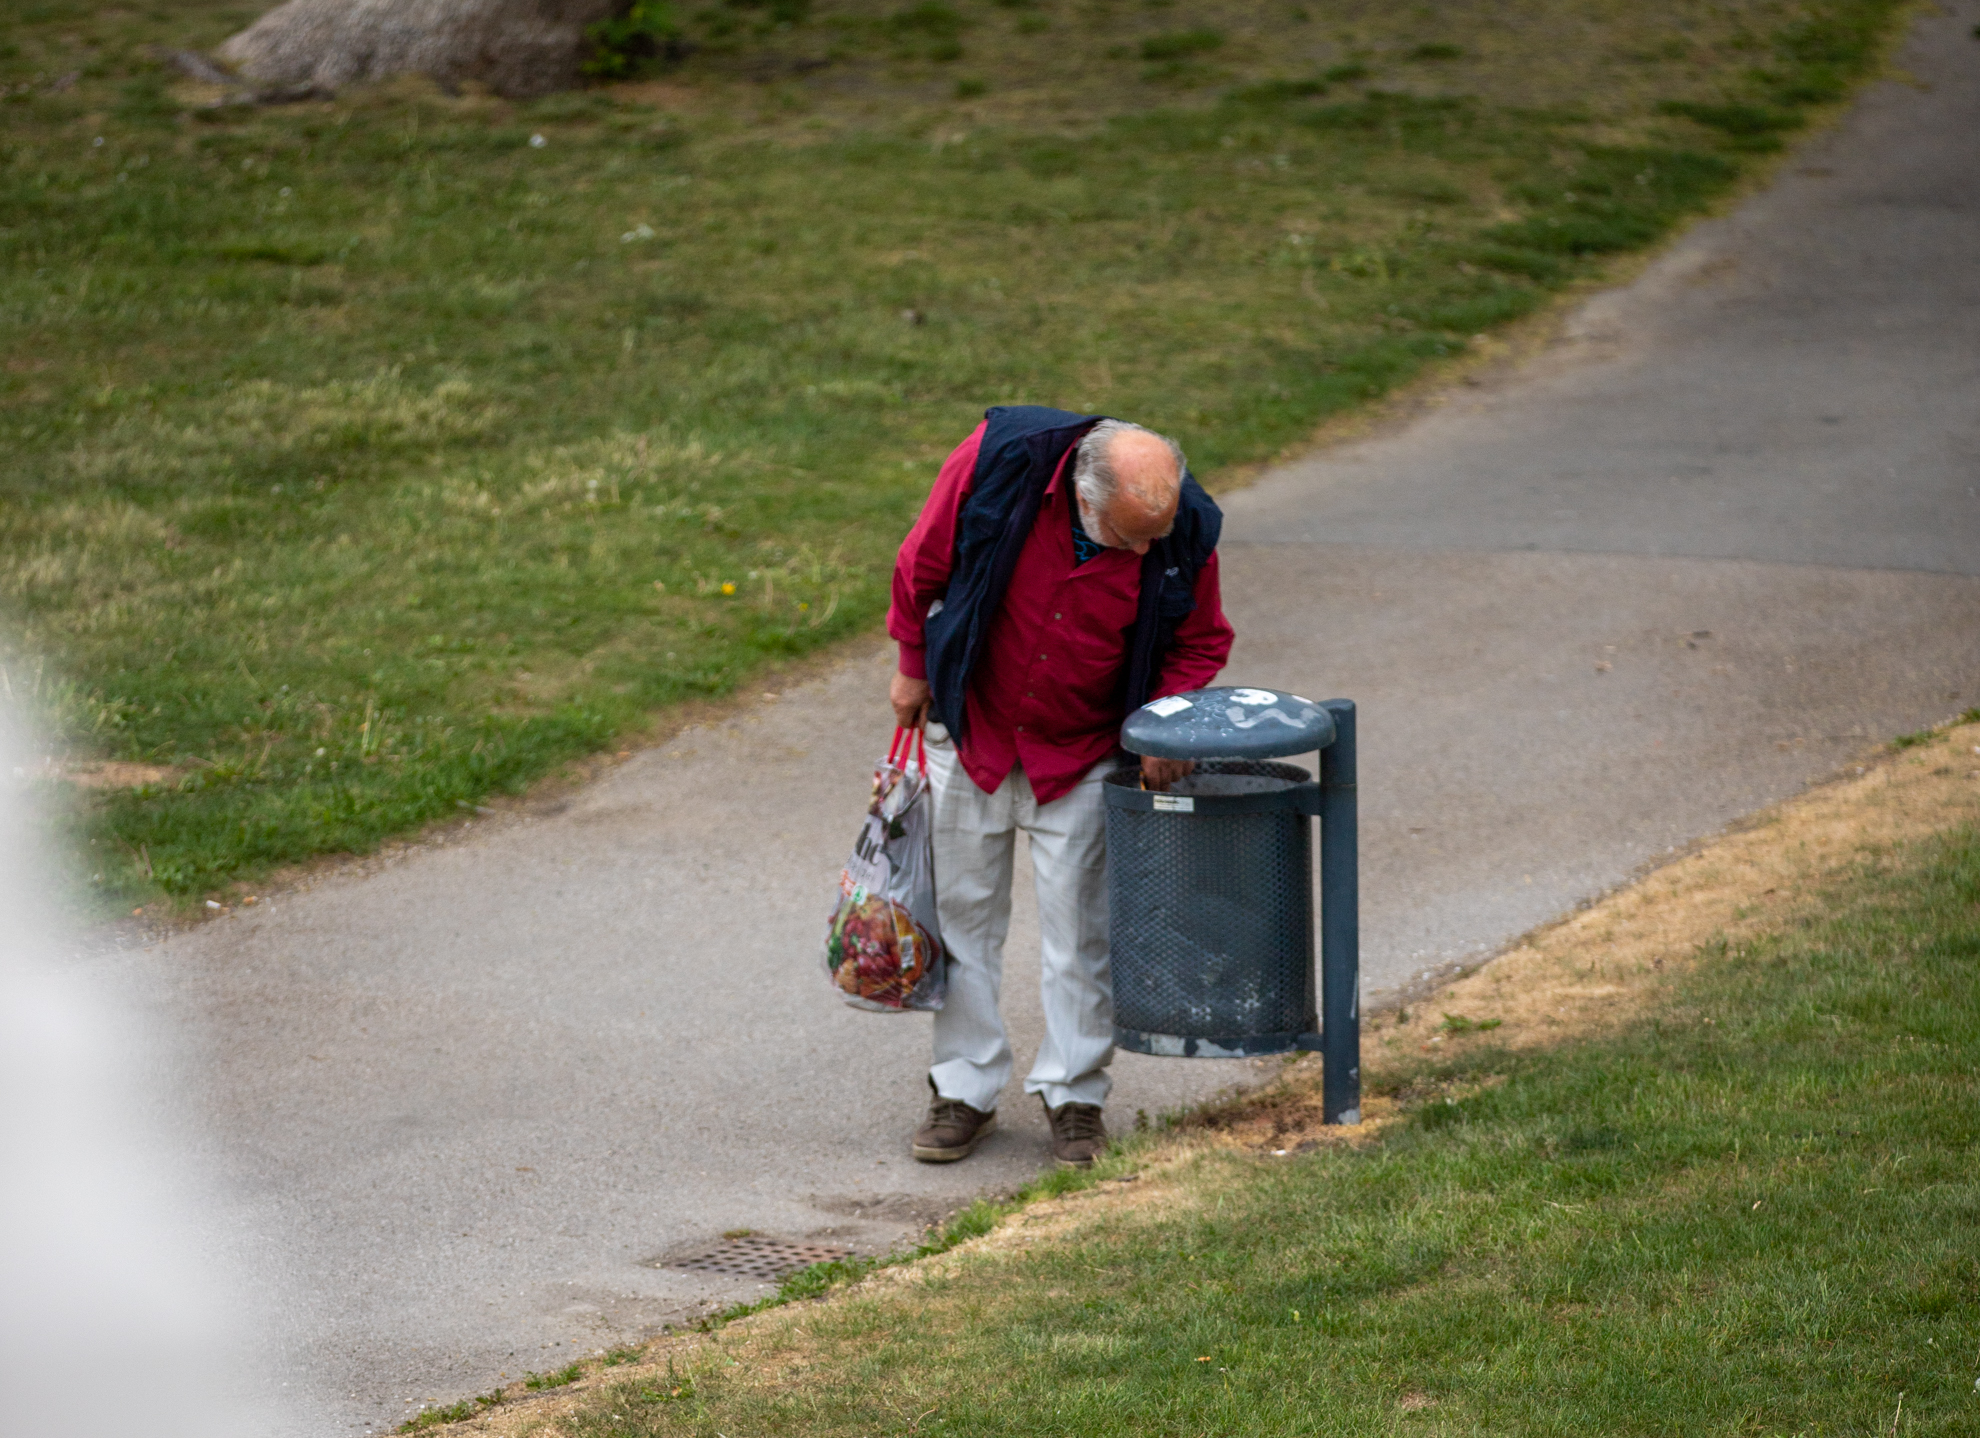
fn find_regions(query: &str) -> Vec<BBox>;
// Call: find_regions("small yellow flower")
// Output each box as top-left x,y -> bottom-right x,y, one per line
721,582 -> 736,595
799,601 -> 810,611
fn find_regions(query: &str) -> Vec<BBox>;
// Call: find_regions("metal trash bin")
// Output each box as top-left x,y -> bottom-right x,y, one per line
1106,687 -> 1360,1124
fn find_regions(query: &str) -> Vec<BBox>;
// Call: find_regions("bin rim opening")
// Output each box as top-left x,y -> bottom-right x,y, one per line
1103,759 -> 1317,814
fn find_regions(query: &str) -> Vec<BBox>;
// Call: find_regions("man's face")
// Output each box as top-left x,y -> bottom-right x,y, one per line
1079,431 -> 1181,556
1078,493 -> 1174,556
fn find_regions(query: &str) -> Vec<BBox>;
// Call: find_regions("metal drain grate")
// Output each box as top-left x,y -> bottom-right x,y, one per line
663,1235 -> 854,1282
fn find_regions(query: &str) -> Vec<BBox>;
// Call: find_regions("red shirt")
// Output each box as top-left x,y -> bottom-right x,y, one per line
888,422 -> 1235,803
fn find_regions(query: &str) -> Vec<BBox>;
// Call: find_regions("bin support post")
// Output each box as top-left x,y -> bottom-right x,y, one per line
1319,700 -> 1360,1125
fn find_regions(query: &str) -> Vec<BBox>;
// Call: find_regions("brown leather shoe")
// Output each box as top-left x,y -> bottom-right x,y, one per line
1043,1098 -> 1108,1168
912,1079 -> 996,1162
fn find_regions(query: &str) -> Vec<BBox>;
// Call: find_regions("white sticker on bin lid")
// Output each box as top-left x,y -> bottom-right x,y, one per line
1151,794 -> 1195,813
1143,695 -> 1193,717
1230,688 -> 1278,706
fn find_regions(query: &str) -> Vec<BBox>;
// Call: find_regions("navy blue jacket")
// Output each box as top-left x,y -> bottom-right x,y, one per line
922,405 -> 1223,739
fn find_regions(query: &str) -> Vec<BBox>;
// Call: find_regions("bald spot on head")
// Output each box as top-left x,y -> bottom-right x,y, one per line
1101,428 -> 1181,545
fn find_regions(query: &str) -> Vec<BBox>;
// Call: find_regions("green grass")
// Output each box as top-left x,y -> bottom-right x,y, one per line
399,1348 -> 653,1432
1892,711 -> 1980,752
1140,28 -> 1225,61
399,1387 -> 507,1432
0,0 -> 1904,909
520,821 -> 1980,1435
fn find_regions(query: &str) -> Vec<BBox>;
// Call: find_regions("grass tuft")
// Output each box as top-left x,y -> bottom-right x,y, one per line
1658,96 -> 1803,148
1228,76 -> 1327,102
397,1388 -> 506,1432
1139,28 -> 1225,60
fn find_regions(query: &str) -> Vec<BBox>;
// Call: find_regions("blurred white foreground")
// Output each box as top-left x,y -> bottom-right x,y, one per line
0,701 -> 271,1436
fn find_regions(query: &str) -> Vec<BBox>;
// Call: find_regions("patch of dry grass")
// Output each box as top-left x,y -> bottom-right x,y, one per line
1381,718 -> 1980,1061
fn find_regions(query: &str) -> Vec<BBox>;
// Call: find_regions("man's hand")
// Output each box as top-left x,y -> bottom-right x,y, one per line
1140,755 -> 1195,792
890,672 -> 931,729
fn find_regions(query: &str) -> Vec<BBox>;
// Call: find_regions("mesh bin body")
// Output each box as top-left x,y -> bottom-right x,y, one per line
1104,760 -> 1317,1057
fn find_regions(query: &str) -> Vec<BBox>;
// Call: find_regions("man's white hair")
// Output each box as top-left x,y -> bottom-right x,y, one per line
1072,419 -> 1187,513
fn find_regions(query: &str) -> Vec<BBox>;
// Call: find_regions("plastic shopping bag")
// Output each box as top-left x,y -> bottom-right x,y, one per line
823,725 -> 947,1012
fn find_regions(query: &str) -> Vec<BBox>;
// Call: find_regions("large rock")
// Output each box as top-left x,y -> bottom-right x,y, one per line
217,0 -> 621,100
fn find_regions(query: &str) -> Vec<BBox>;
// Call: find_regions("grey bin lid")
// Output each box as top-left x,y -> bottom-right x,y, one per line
1121,686 -> 1335,761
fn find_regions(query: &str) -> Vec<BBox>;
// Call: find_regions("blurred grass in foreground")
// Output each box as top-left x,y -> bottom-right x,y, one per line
0,0 -> 1902,906
513,820 -> 1980,1436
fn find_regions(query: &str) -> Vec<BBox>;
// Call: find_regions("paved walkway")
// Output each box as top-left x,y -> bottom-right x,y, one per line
110,10 -> 1978,1431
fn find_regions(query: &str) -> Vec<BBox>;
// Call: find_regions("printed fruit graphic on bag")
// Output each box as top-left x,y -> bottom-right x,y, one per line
825,893 -> 936,1005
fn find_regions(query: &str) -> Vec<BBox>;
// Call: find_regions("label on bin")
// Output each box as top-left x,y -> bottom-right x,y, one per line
1150,794 -> 1195,812
1143,695 -> 1193,717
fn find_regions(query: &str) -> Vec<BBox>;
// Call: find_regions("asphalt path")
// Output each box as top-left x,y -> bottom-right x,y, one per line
102,10 -> 1978,1431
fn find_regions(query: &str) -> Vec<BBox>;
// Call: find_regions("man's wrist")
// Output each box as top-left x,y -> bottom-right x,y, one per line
897,641 -> 928,680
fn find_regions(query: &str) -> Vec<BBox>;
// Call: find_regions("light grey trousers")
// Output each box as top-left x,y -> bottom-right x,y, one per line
924,733 -> 1114,1112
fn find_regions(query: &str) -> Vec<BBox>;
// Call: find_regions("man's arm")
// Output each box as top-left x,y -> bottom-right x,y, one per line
1152,550 -> 1236,698
1140,550 -> 1237,790
886,423 -> 987,725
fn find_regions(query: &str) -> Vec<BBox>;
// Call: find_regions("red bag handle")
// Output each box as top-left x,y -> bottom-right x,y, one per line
887,722 -> 929,773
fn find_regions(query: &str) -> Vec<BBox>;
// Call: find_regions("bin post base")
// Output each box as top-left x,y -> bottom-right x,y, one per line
1319,699 -> 1361,1126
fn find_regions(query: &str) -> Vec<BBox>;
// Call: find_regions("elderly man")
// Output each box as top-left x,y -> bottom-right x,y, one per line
886,406 -> 1234,1168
